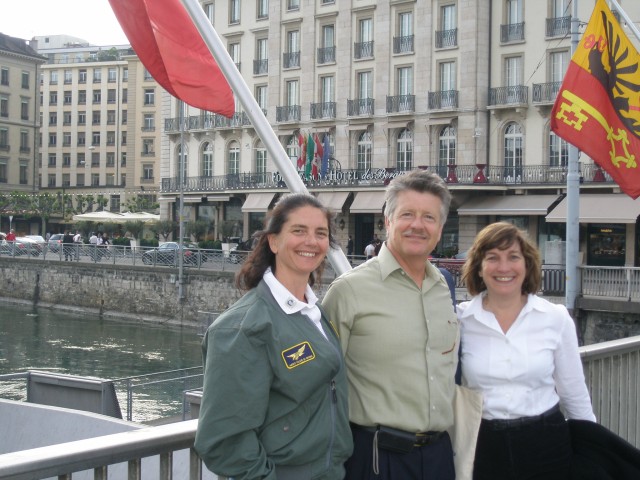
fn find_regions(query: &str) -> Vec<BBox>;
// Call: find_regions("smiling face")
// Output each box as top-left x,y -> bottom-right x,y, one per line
386,190 -> 444,266
480,242 -> 526,300
268,205 -> 330,287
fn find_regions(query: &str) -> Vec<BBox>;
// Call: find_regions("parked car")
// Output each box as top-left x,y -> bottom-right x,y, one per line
47,233 -> 65,253
13,236 -> 43,256
141,242 -> 203,266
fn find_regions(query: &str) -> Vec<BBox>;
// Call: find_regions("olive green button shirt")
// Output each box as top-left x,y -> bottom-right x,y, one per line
322,243 -> 459,433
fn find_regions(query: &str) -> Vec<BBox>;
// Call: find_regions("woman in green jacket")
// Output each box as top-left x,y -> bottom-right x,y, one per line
195,194 -> 353,480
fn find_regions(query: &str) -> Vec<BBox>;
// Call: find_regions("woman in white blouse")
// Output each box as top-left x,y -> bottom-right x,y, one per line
458,222 -> 595,480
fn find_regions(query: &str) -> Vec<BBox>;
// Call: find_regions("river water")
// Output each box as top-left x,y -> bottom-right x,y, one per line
0,302 -> 205,421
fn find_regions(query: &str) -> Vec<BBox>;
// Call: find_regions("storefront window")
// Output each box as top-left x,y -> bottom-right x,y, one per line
587,224 -> 626,266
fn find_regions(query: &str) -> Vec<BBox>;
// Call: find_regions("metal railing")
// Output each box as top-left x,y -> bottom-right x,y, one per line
347,97 -> 374,116
1,335 -> 638,478
500,22 -> 525,42
488,85 -> 529,106
428,90 -> 459,109
386,94 -> 415,113
393,35 -> 414,54
581,266 -> 640,301
435,28 -> 457,48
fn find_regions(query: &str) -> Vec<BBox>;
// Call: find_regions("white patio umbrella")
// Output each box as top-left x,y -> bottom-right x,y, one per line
72,211 -> 128,223
120,212 -> 160,223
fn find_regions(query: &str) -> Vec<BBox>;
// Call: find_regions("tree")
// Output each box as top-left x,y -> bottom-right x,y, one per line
125,195 -> 159,213
28,193 -> 59,233
185,219 -> 211,242
149,220 -> 176,242
75,221 -> 95,240
123,221 -> 145,240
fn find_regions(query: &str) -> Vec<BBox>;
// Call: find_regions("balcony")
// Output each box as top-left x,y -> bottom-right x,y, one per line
393,35 -> 414,54
317,46 -> 336,64
386,94 -> 415,113
253,59 -> 268,75
532,81 -> 561,105
428,90 -> 459,110
347,98 -> 374,116
160,163 -> 614,194
215,112 -> 250,128
140,177 -> 155,184
354,40 -> 374,59
546,15 -> 571,38
501,22 -> 525,43
276,105 -> 300,122
283,51 -> 300,69
310,101 -> 336,119
488,85 -> 528,107
435,28 -> 458,49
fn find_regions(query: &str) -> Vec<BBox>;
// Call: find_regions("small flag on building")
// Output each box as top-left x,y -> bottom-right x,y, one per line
550,0 -> 640,199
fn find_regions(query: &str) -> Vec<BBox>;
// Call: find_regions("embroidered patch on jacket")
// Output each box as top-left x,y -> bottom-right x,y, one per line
282,342 -> 315,369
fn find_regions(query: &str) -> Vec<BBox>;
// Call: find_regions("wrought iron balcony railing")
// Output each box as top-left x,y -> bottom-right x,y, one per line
532,81 -> 562,104
488,85 -> 528,106
354,40 -> 374,59
435,28 -> 458,48
428,90 -> 459,109
160,163 -> 614,194
386,94 -> 415,113
393,35 -> 414,54
317,46 -> 336,64
310,102 -> 336,119
501,22 -> 525,42
347,98 -> 374,116
253,59 -> 268,75
276,105 -> 301,122
546,15 -> 571,37
283,51 -> 300,69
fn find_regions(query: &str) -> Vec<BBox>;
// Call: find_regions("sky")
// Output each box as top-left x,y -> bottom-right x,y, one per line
2,0 -> 129,46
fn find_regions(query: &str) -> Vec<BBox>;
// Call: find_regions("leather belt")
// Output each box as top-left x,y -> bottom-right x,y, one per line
482,404 -> 562,430
351,423 -> 444,446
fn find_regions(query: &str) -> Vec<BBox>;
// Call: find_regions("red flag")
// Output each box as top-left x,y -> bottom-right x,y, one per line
550,0 -> 640,199
109,0 -> 234,117
297,133 -> 306,169
312,134 -> 323,177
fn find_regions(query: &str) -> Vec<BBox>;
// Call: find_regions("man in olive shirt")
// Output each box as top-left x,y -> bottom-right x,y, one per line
322,170 -> 458,479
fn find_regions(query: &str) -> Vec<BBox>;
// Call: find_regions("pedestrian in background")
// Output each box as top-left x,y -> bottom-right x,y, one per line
62,231 -> 74,261
195,194 -> 352,480
458,222 -> 595,480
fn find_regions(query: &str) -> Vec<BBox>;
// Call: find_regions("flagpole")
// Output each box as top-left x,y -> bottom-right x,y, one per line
565,0 -> 581,315
608,0 -> 640,41
180,0 -> 352,277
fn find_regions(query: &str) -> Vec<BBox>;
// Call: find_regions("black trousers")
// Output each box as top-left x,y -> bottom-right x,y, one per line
345,426 -> 455,480
473,409 -> 572,480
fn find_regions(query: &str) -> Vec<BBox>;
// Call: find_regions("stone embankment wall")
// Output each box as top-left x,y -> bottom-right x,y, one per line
0,258 -> 637,344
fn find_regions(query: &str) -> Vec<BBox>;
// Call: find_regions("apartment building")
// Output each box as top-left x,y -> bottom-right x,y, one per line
160,0 -> 640,267
36,36 -> 161,226
0,33 -> 44,232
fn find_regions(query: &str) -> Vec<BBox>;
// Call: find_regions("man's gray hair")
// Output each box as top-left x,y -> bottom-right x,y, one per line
383,170 -> 451,224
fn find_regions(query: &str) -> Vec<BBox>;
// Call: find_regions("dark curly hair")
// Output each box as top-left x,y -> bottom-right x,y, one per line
462,222 -> 542,296
235,193 -> 336,291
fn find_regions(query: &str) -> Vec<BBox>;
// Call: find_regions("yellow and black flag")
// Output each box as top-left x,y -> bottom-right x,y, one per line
551,0 -> 640,198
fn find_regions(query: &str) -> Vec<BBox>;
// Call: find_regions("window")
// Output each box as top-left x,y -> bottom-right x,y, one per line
107,110 -> 116,125
121,110 -> 127,125
228,141 -> 240,174
228,43 -> 240,68
63,111 -> 72,125
439,61 -> 457,92
93,68 -> 102,83
63,91 -> 72,104
48,154 -> 57,166
91,152 -> 100,166
1,68 -> 9,86
0,162 -> 7,183
106,173 -> 115,186
202,142 -> 213,176
107,132 -> 115,146
441,4 -> 456,30
122,68 -> 128,81
0,97 -> 7,117
507,0 -> 523,24
92,132 -> 101,146
204,2 -> 215,23
321,75 -> 335,103
49,92 -> 58,105
49,133 -> 57,146
357,18 -> 374,58
62,173 -> 71,187
256,145 -> 267,181
20,164 -> 28,184
107,89 -> 116,103
91,173 -> 100,186
552,0 -> 569,17
21,99 -> 29,120
122,88 -> 128,103
77,153 -> 85,166
76,173 -> 85,187
143,164 -> 154,180
504,122 -> 523,180
77,132 -> 86,146
78,111 -> 86,125
257,0 -> 268,19
397,66 -> 413,96
319,24 -> 336,63
358,71 -> 373,100
549,131 -> 568,167
110,195 -> 120,211
63,133 -> 71,147
505,55 -> 522,86
230,0 -> 240,24
177,144 -> 188,179
0,128 -> 7,147
396,128 -> 413,171
399,11 -> 413,38
21,71 -> 29,89
357,131 -> 372,172
108,67 -> 117,82
20,130 -> 29,151
549,50 -> 569,82
438,126 -> 456,177
48,174 -> 56,187
255,38 -> 268,74
287,0 -> 299,11
78,90 -> 86,104
92,90 -> 101,103
121,152 -> 126,166
143,69 -> 153,81
286,79 -> 299,106
49,71 -> 58,85
285,30 -> 300,68
64,69 -> 72,84
144,89 -> 155,105
143,113 -> 155,130
79,69 -> 87,83
255,85 -> 267,111
143,138 -> 154,155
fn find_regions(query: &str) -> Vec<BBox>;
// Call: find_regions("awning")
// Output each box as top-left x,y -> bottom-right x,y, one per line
345,123 -> 372,132
182,195 -> 230,203
242,193 -> 276,213
546,194 -> 640,223
316,192 -> 350,212
458,195 -> 561,216
350,191 -> 386,214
